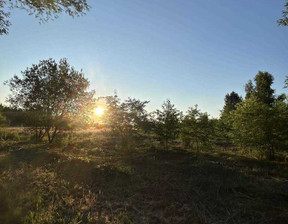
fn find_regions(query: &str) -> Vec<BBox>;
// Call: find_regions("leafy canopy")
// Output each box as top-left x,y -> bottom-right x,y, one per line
6,58 -> 95,142
0,0 -> 89,35
230,96 -> 288,159
278,0 -> 288,26
181,105 -> 214,150
154,99 -> 181,149
245,71 -> 275,105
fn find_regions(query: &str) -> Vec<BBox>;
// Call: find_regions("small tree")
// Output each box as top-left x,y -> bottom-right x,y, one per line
123,98 -> 151,134
181,106 -> 215,151
154,100 -> 180,149
230,96 -> 288,159
103,95 -> 150,149
6,58 -> 95,143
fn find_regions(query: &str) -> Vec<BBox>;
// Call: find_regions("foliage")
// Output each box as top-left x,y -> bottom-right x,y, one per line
222,91 -> 242,116
285,76 -> 288,89
0,104 -> 25,126
154,100 -> 181,149
213,118 -> 231,148
219,92 -> 242,148
103,95 -> 151,149
6,58 -> 95,143
230,96 -> 288,159
244,80 -> 255,100
0,0 -> 10,35
181,106 -> 215,150
3,61 -> 288,161
0,0 -> 89,35
245,71 -> 275,105
0,112 -> 7,127
235,72 -> 288,159
278,0 -> 288,26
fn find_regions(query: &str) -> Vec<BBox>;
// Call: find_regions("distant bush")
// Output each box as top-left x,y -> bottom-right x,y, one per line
0,130 -> 20,141
0,112 -> 7,127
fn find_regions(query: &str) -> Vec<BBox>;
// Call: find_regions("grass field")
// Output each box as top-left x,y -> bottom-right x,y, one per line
0,130 -> 288,224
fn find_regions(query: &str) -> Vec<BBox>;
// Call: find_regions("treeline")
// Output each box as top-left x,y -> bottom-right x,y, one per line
96,71 -> 288,160
1,59 -> 288,160
0,104 -> 24,126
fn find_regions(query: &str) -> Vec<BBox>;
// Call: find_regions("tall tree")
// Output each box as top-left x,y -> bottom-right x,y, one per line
245,71 -> 275,105
245,80 -> 255,100
219,92 -> 242,148
154,100 -> 180,149
6,58 -> 95,143
0,0 -> 90,35
278,0 -> 288,26
254,71 -> 275,105
222,91 -> 242,115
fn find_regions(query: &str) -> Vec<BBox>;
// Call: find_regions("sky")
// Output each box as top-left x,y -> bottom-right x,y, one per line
0,0 -> 288,117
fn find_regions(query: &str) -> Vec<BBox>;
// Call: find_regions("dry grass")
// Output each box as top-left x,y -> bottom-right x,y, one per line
0,132 -> 288,223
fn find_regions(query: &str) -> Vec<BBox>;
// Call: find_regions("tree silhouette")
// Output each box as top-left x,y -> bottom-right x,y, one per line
245,71 -> 275,106
181,106 -> 214,151
6,58 -> 95,143
0,0 -> 89,35
154,100 -> 180,149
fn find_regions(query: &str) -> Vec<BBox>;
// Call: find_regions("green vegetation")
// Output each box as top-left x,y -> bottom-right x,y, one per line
0,112 -> 7,127
278,0 -> 288,26
1,60 -> 288,223
181,106 -> 214,151
230,96 -> 288,160
0,131 -> 288,223
154,100 -> 181,150
1,1 -> 287,223
2,60 -> 288,160
5,58 -> 95,143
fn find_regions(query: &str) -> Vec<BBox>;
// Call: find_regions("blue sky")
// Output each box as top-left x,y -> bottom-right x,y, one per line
0,0 -> 288,117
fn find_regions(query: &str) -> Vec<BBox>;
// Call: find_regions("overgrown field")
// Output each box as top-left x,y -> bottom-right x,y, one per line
0,130 -> 288,224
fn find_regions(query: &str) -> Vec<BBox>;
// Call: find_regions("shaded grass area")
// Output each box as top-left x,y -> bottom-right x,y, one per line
0,138 -> 288,223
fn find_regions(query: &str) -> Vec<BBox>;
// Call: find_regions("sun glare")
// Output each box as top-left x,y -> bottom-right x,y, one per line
94,107 -> 104,116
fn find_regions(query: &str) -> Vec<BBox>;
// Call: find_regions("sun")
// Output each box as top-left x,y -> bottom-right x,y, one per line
94,107 -> 104,116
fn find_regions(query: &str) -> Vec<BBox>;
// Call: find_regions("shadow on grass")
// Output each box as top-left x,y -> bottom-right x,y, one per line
0,147 -> 288,223
50,149 -> 288,223
0,145 -> 61,170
